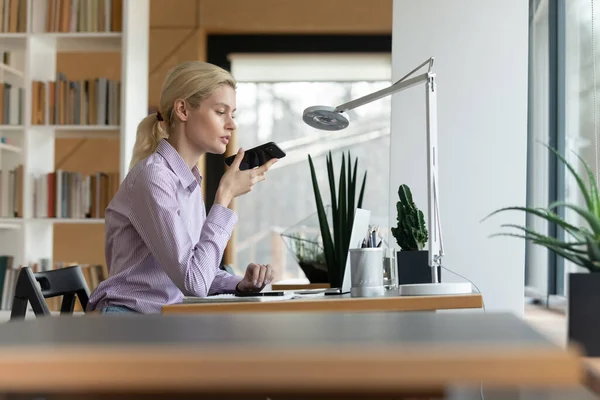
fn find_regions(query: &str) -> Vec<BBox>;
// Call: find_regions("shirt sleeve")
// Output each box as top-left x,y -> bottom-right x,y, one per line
128,164 -> 238,297
209,268 -> 243,295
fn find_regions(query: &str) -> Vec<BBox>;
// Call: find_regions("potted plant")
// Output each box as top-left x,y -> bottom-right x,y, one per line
308,151 -> 367,288
390,184 -> 440,284
281,232 -> 328,283
483,145 -> 600,356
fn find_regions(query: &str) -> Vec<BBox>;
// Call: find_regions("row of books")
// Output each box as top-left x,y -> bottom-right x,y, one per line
0,82 -> 24,125
45,0 -> 122,33
33,169 -> 119,219
0,166 -> 119,219
0,165 -> 22,218
0,256 -> 108,311
0,0 -> 27,33
32,73 -> 121,126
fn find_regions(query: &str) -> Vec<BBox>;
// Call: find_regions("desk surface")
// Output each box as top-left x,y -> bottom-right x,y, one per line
0,312 -> 582,396
162,292 -> 484,314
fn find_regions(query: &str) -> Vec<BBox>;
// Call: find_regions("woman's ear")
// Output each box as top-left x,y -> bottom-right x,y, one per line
173,99 -> 188,122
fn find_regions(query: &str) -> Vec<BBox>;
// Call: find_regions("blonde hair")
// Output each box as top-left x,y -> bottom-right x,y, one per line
129,61 -> 237,170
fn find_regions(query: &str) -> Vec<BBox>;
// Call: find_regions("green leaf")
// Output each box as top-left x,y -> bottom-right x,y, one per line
548,202 -> 600,236
357,171 -> 367,208
308,155 -> 337,283
489,232 -> 594,270
482,205 -> 588,241
498,224 -> 588,253
573,151 -> 600,217
543,144 -> 594,212
585,235 -> 600,263
326,152 -> 337,218
338,153 -> 347,285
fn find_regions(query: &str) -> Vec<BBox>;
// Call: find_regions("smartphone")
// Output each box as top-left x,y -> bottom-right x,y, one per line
235,291 -> 286,297
224,141 -> 286,171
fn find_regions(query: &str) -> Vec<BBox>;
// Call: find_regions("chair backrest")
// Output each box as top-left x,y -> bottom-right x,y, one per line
10,265 -> 90,320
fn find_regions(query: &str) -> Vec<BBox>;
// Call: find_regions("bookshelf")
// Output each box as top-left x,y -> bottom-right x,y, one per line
0,0 -> 149,302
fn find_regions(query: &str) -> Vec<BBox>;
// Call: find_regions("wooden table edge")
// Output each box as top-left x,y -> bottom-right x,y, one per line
0,344 -> 581,394
161,293 -> 484,314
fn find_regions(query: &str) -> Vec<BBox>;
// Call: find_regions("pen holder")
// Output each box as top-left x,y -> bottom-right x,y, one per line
349,248 -> 385,298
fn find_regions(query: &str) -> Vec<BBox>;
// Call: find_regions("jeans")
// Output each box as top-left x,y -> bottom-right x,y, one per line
99,305 -> 139,314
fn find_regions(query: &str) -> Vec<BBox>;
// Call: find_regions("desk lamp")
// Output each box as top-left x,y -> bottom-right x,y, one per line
302,57 -> 472,296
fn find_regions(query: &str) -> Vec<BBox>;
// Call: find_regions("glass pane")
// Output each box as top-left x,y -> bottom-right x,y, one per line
564,0 -> 599,293
526,0 -> 551,296
232,80 -> 391,282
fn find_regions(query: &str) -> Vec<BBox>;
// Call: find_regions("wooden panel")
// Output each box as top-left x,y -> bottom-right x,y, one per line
53,224 -> 107,266
199,0 -> 392,33
148,28 -> 202,107
162,294 -> 484,314
55,138 -> 120,174
150,0 -> 198,28
56,53 -> 121,80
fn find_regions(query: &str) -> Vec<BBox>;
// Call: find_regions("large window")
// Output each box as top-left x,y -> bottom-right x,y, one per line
528,0 -> 600,300
564,0 -> 599,283
527,0 -> 552,297
229,54 -> 391,282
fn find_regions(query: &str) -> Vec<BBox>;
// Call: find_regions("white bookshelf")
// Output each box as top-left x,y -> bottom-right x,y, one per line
0,0 -> 149,271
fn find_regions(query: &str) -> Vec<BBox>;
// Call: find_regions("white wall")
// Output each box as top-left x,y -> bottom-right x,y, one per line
390,0 -> 529,315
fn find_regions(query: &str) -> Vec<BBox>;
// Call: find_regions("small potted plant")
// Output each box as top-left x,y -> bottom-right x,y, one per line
281,232 -> 329,283
483,145 -> 600,356
391,184 -> 440,284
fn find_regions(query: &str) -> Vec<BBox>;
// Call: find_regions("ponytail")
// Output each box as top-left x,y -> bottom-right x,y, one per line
129,112 -> 168,170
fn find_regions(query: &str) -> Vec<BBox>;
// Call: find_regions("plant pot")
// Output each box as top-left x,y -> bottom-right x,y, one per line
568,272 -> 600,356
396,250 -> 441,285
298,261 -> 329,284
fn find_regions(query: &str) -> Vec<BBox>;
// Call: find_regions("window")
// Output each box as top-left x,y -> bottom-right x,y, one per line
528,0 -> 600,300
229,54 -> 391,282
564,0 -> 600,281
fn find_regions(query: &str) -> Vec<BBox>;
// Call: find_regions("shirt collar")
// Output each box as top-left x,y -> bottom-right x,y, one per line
156,139 -> 202,191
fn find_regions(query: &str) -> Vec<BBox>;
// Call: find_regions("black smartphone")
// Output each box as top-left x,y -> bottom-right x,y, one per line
235,291 -> 286,297
224,141 -> 286,171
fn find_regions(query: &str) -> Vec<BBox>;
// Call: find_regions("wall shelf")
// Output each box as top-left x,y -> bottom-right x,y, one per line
0,143 -> 22,153
0,63 -> 24,79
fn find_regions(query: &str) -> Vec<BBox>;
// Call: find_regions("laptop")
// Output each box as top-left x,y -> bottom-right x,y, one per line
294,208 -> 371,296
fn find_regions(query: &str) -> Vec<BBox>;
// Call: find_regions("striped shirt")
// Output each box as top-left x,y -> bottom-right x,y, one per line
87,139 -> 242,314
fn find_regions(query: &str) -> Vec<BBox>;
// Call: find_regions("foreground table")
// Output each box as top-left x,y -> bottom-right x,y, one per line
162,292 -> 484,314
0,312 -> 583,398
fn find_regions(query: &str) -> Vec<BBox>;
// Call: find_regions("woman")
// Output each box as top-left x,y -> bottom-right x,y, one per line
86,61 -> 278,314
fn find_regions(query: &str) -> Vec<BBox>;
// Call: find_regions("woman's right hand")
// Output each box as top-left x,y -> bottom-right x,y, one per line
215,148 -> 278,207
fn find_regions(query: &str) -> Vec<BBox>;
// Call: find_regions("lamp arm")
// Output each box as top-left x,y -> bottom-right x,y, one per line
335,58 -> 435,113
335,73 -> 431,113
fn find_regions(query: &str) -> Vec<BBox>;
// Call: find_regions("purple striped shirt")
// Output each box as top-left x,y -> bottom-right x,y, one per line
87,139 -> 242,314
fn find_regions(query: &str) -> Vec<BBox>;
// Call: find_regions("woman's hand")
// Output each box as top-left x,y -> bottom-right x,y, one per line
215,148 -> 278,207
236,263 -> 275,292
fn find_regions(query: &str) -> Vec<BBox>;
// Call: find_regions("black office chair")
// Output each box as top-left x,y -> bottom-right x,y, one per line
10,265 -> 90,320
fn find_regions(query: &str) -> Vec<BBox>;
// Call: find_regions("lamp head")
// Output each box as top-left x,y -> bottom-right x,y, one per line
302,105 -> 350,131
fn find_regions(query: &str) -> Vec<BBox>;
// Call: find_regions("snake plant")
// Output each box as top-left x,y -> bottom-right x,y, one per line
483,145 -> 600,272
308,151 -> 367,287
